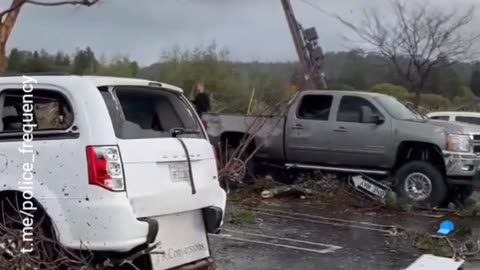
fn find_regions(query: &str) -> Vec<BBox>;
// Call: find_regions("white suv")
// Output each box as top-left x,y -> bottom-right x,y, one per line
427,111 -> 480,125
0,74 -> 226,269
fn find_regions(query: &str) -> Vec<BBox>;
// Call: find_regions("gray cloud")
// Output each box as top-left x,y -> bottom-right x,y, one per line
3,0 -> 479,65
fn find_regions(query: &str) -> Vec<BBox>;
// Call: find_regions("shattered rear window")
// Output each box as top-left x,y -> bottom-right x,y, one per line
99,86 -> 204,139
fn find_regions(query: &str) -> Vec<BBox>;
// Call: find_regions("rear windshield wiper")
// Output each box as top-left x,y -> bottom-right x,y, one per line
169,128 -> 200,137
169,127 -> 200,195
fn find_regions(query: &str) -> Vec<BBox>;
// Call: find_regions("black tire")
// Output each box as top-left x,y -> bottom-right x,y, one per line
394,161 -> 448,207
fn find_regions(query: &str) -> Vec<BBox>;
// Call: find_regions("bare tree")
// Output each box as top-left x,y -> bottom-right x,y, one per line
337,0 -> 479,106
0,0 -> 100,73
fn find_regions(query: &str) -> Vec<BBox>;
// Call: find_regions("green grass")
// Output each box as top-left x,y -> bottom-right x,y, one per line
228,209 -> 257,225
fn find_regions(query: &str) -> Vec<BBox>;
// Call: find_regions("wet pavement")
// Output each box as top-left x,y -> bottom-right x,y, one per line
209,201 -> 480,270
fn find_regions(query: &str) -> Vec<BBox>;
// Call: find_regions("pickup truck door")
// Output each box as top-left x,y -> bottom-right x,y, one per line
285,93 -> 334,164
328,95 -> 392,168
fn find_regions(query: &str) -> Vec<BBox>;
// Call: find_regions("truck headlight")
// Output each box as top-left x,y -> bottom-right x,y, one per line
447,134 -> 471,152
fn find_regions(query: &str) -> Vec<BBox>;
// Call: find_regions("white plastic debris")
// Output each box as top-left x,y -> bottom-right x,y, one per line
405,254 -> 464,270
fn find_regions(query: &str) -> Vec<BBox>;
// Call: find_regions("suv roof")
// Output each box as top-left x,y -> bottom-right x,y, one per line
428,111 -> 480,117
301,89 -> 387,97
0,74 -> 183,93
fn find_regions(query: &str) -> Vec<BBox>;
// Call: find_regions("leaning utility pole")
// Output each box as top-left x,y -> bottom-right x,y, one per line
281,0 -> 314,90
281,0 -> 327,90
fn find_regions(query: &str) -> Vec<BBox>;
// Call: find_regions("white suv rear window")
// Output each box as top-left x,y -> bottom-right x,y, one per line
99,86 -> 204,139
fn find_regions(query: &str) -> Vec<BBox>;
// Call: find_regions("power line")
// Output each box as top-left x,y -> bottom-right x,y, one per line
296,0 -> 337,19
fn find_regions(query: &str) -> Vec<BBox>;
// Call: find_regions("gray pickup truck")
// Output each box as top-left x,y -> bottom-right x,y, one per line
204,90 -> 480,206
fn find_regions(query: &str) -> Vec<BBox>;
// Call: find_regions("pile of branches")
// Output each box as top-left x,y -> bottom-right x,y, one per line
215,97 -> 291,191
0,198 -> 150,270
0,199 -> 100,269
0,227 -> 97,269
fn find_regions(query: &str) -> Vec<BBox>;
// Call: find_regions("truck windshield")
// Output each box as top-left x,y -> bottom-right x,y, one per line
375,96 -> 423,120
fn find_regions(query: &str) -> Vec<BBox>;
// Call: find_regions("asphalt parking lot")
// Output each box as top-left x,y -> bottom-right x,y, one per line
209,205 -> 480,270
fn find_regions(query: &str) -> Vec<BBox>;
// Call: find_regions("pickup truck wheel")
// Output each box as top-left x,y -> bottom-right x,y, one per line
237,153 -> 256,184
394,161 -> 447,207
225,147 -> 255,184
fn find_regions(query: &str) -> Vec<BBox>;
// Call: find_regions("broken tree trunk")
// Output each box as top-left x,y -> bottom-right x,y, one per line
0,0 -> 26,73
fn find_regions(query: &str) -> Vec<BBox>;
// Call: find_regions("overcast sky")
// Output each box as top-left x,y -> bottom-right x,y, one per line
2,0 -> 479,66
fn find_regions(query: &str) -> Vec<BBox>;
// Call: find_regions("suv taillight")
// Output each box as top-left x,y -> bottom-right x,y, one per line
86,145 -> 125,191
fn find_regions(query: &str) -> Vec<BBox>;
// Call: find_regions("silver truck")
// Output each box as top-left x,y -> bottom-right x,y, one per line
204,90 -> 480,207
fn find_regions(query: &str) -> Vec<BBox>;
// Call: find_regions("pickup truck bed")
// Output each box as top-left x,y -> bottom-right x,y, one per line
203,113 -> 287,163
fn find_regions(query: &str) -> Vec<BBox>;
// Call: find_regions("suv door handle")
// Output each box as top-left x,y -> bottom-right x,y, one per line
334,127 -> 347,132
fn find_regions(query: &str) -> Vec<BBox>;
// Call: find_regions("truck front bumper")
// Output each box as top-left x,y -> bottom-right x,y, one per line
444,151 -> 480,186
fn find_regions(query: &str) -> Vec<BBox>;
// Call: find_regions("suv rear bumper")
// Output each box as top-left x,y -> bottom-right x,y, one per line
444,152 -> 480,186
56,197 -> 224,253
55,195 -> 152,252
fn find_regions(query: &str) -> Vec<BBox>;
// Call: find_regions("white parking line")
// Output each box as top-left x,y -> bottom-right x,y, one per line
253,210 -> 396,235
224,229 -> 342,249
210,229 -> 342,254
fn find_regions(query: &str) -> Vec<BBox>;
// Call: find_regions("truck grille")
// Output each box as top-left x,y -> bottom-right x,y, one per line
472,134 -> 480,154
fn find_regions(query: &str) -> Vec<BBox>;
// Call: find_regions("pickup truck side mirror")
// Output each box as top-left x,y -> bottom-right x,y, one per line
371,114 -> 385,125
360,106 -> 384,125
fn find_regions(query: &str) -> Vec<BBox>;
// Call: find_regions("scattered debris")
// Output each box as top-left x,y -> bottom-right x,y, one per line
457,198 -> 480,217
261,185 -> 316,199
298,171 -> 343,192
412,223 -> 480,261
414,234 -> 455,257
405,254 -> 464,270
349,174 -> 391,202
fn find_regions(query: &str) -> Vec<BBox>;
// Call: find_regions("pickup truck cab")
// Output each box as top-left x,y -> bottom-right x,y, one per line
0,74 -> 226,269
205,90 -> 480,207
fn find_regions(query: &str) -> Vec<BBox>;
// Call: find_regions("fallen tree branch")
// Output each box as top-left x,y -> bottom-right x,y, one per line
0,0 -> 100,17
0,197 -> 152,269
260,185 -> 316,199
26,0 -> 100,6
218,97 -> 292,185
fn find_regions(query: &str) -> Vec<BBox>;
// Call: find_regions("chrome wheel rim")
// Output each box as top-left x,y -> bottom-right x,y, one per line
229,158 -> 246,183
404,172 -> 432,201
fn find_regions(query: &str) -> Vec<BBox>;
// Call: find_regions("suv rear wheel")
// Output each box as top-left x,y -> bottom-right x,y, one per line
0,197 -> 57,266
394,161 -> 448,207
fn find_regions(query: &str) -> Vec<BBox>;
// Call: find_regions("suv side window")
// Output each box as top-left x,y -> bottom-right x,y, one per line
297,95 -> 333,121
337,96 -> 380,123
456,116 -> 480,125
0,89 -> 74,133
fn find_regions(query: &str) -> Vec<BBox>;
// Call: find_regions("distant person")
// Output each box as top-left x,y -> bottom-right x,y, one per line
192,82 -> 211,117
